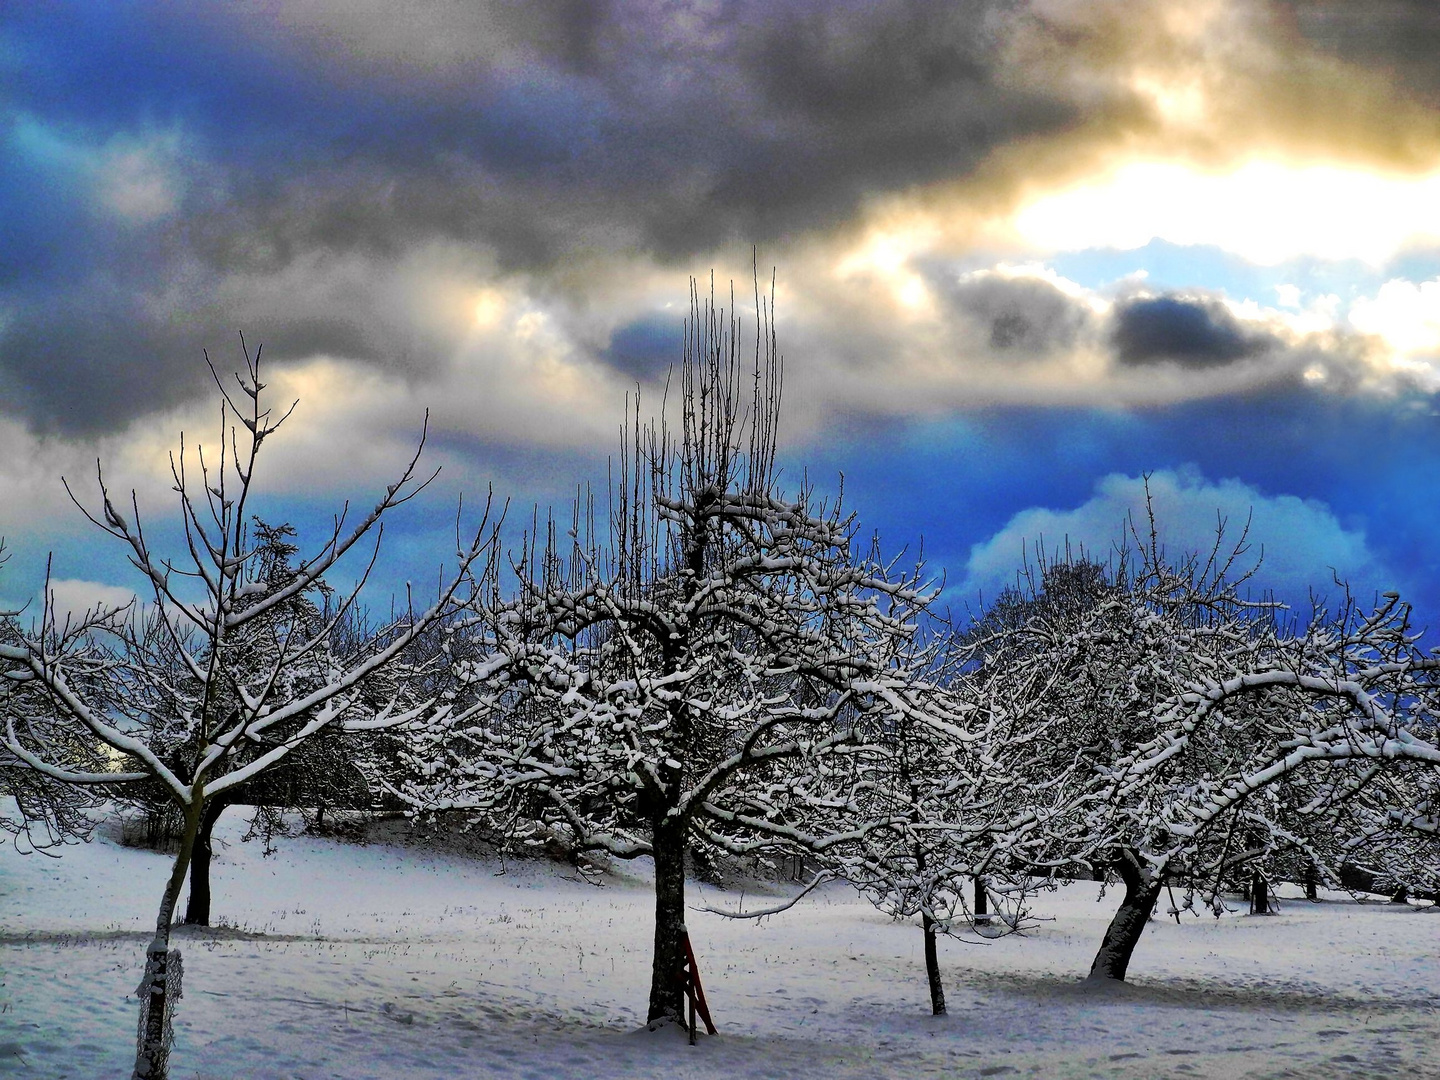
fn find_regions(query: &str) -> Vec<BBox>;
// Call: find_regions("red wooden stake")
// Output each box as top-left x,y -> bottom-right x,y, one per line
676,930 -> 717,1040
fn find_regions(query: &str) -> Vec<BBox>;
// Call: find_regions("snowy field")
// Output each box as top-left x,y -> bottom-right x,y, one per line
2,815 -> 1437,1080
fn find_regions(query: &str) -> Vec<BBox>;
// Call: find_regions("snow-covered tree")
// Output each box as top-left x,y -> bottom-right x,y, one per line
0,345 -> 500,1080
980,522 -> 1440,983
1,544 -> 108,853
819,660 -> 1057,1015
167,520 -> 383,926
1135,588 -> 1440,915
400,281 -> 938,1028
1326,763 -> 1440,901
1238,751 -> 1439,906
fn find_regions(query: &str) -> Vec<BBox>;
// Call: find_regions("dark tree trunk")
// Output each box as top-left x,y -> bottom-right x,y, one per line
908,840 -> 946,1015
134,796 -> 203,1080
1249,871 -> 1273,915
182,799 -> 229,926
1305,861 -> 1319,902
973,875 -> 988,921
921,912 -> 946,1015
647,815 -> 689,1025
1087,853 -> 1163,983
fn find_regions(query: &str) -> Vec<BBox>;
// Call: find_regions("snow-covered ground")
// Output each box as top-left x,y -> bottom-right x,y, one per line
2,814 -> 1436,1079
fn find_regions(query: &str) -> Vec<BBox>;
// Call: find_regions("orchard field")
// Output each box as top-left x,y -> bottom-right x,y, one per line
2,813 -> 1436,1080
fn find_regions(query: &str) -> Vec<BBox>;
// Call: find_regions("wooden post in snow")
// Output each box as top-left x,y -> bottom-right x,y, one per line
675,926 -> 716,1044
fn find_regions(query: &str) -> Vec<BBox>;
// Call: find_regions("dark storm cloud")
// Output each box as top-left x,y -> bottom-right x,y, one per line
1275,0 -> 1440,100
0,2 -> 1073,247
0,276 -> 390,438
7,1 -> 1435,439
944,274 -> 1093,356
0,283 -> 213,436
220,0 -> 1073,260
1110,295 -> 1279,368
0,0 -> 1088,436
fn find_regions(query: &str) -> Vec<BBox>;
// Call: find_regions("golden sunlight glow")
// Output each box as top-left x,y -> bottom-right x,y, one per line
473,288 -> 506,328
835,221 -> 939,313
1131,73 -> 1208,128
1013,161 -> 1440,264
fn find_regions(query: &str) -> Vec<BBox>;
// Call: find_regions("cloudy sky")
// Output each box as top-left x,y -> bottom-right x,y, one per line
4,0 -> 1440,626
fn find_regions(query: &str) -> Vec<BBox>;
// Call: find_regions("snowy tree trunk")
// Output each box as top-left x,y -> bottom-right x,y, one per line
1305,861 -> 1319,902
1086,853 -> 1162,983
973,875 -> 988,922
134,796 -> 202,1080
182,799 -> 228,927
921,911 -> 946,1016
647,814 -> 688,1025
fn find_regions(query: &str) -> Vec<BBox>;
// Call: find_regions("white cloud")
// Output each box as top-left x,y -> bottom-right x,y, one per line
961,468 -> 1390,609
37,579 -> 139,631
1349,278 -> 1440,358
93,133 -> 188,224
11,117 -> 190,226
1011,161 -> 1440,266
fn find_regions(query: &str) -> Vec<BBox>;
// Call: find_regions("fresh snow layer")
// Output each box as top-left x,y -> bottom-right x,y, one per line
2,814 -> 1437,1079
